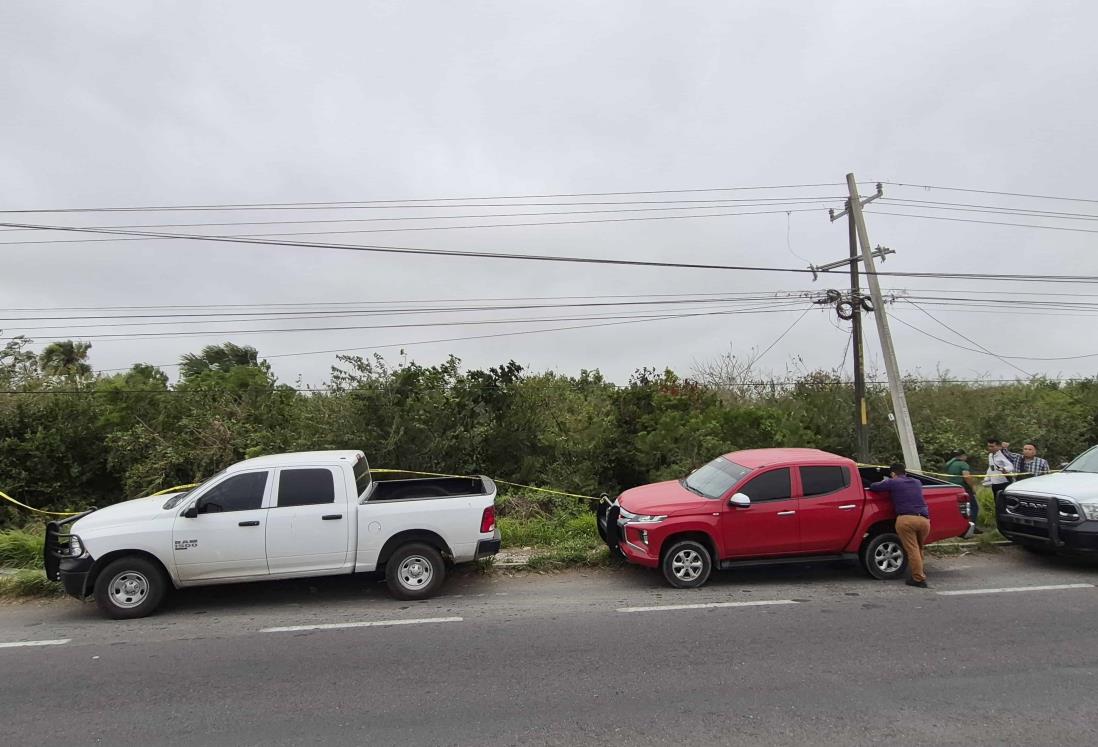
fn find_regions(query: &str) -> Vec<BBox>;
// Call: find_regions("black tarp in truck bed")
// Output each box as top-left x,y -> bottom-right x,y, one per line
365,475 -> 489,502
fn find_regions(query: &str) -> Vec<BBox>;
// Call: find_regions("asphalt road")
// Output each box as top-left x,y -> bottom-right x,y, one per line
2,547 -> 1097,746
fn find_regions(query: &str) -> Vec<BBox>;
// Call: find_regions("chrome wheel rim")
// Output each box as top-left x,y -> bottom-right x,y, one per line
671,549 -> 705,581
397,555 -> 434,591
108,570 -> 149,609
874,541 -> 905,573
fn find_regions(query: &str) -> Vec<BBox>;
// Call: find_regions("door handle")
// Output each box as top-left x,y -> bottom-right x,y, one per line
837,504 -> 858,510
322,514 -> 343,521
777,510 -> 796,516
238,520 -> 260,527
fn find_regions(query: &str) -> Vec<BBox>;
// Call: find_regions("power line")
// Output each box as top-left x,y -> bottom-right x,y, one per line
0,197 -> 841,233
6,219 -> 1098,285
0,294 -> 802,325
903,299 -> 1033,377
91,305 -> 816,371
890,313 -> 1098,362
880,199 -> 1098,222
0,206 -> 833,246
0,302 -> 810,340
880,181 -> 1098,205
867,210 -> 1098,234
0,183 -> 853,214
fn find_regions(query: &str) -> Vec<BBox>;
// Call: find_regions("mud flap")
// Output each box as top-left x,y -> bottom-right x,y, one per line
596,495 -> 621,552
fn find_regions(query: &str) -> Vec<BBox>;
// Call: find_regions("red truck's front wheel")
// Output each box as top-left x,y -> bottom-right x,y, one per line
661,540 -> 713,588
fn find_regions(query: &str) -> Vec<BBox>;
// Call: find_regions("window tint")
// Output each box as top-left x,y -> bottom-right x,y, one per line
353,455 -> 371,496
800,466 -> 850,497
739,468 -> 791,502
278,468 -> 336,507
200,472 -> 267,513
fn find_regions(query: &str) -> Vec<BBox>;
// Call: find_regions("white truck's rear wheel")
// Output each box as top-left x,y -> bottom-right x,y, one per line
385,543 -> 446,600
93,556 -> 167,619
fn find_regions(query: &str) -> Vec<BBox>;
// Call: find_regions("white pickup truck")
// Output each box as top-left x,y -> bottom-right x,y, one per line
44,450 -> 501,619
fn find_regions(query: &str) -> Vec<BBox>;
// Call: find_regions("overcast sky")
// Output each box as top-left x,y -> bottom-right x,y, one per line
3,1 -> 1096,386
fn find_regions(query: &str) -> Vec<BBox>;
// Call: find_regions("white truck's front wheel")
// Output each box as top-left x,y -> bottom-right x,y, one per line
385,543 -> 446,600
93,556 -> 167,619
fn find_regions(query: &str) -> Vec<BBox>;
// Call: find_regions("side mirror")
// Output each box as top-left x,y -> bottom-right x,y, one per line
729,493 -> 751,508
182,505 -> 198,519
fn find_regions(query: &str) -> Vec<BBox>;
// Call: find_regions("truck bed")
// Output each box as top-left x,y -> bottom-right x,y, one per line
364,475 -> 492,502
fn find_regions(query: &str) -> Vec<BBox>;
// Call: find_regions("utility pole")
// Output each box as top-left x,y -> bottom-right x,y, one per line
846,173 -> 921,471
848,206 -> 869,463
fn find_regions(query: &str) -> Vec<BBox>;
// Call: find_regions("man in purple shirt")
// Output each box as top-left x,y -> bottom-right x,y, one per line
869,463 -> 931,588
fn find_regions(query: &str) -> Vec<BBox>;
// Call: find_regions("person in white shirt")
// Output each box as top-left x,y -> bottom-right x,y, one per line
984,437 -> 1015,501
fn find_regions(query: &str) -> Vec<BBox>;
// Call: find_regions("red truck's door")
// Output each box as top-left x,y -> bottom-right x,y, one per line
720,467 -> 801,558
796,464 -> 864,553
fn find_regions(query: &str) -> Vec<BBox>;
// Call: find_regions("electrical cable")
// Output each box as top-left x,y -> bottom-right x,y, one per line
5,220 -> 1098,285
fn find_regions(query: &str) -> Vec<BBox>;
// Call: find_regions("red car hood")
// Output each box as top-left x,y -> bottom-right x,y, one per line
618,479 -> 715,516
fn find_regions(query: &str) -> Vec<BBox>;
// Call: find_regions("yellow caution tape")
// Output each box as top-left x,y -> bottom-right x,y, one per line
3,467 -> 599,520
0,489 -> 79,517
372,468 -> 600,501
150,483 -> 200,496
857,463 -> 1058,480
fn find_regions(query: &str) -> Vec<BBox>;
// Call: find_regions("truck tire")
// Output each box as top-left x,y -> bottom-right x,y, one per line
385,543 -> 446,600
93,556 -> 168,619
860,532 -> 908,580
661,540 -> 713,588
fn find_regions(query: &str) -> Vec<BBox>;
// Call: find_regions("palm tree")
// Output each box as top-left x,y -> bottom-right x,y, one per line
180,343 -> 261,380
38,340 -> 93,378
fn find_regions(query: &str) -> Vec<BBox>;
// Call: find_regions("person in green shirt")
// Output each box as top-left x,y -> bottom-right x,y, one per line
945,449 -> 982,533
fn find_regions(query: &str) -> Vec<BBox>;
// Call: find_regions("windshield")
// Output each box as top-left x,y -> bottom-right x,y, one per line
683,457 -> 751,499
161,469 -> 225,510
1064,446 -> 1098,474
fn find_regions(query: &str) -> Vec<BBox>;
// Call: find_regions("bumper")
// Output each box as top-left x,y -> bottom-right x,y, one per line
999,519 -> 1098,552
475,538 -> 502,560
57,556 -> 95,599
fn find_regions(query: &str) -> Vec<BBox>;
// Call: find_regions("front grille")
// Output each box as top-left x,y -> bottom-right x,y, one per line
1005,495 -> 1081,523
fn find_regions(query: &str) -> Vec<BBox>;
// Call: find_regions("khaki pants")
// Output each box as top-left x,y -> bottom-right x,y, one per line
896,514 -> 931,582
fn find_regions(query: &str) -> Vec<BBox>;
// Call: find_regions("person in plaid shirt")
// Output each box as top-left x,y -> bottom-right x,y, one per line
1018,442 -> 1051,479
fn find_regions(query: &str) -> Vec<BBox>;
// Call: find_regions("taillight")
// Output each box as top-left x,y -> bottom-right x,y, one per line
480,506 -> 496,533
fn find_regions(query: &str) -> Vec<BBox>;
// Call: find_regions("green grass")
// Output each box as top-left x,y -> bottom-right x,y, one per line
496,491 -> 611,569
0,528 -> 45,569
0,569 -> 62,598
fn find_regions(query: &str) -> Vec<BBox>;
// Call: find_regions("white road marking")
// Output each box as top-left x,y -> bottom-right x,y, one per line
618,600 -> 798,613
937,583 -> 1095,597
0,638 -> 71,649
260,617 -> 463,633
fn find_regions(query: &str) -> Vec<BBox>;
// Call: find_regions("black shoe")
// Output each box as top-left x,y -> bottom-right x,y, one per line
905,579 -> 929,589
973,527 -> 985,535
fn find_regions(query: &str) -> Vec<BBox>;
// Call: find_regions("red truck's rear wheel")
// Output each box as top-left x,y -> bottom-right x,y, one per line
661,540 -> 713,588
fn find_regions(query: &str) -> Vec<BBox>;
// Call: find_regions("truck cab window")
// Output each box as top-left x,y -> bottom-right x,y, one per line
278,468 -> 336,507
199,472 -> 268,513
739,468 -> 792,502
800,466 -> 850,497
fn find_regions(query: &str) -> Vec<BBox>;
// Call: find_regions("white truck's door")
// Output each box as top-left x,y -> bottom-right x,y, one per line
172,470 -> 272,581
265,466 -> 351,574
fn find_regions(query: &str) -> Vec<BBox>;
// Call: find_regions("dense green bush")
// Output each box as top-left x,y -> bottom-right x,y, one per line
2,337 -> 1096,526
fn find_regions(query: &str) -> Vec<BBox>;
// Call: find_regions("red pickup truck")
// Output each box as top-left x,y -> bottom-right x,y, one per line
597,448 -> 974,587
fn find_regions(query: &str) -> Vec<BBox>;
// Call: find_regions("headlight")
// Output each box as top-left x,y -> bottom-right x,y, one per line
1079,503 -> 1098,521
619,508 -> 668,523
60,534 -> 86,558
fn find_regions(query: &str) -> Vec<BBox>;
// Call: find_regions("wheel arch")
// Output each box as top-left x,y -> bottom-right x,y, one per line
87,549 -> 173,597
377,530 -> 453,567
659,530 -> 719,563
